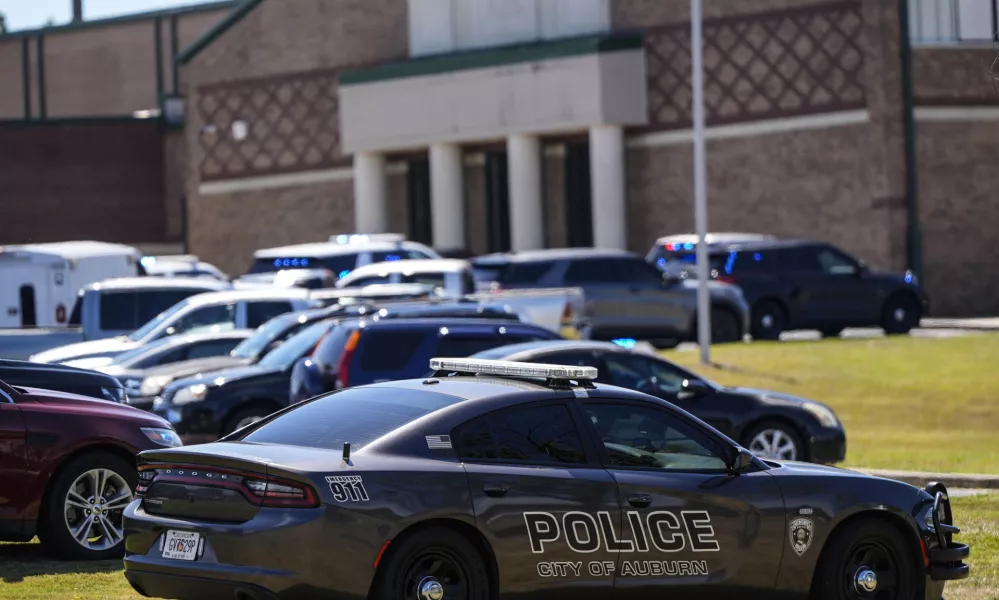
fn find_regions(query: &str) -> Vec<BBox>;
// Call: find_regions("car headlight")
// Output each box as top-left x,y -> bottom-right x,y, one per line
923,500 -> 947,531
802,402 -> 840,428
140,375 -> 174,397
172,384 -> 209,406
141,427 -> 182,448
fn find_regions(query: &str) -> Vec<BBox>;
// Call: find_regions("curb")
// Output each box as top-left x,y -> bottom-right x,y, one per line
857,468 -> 999,490
919,319 -> 999,331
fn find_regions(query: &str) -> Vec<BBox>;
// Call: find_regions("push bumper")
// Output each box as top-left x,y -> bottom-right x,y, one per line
923,483 -> 970,582
808,429 -> 847,464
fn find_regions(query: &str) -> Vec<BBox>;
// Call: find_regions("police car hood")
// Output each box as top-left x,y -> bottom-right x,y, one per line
31,337 -> 137,364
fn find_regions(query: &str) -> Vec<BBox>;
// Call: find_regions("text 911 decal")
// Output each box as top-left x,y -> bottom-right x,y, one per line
524,510 -> 718,578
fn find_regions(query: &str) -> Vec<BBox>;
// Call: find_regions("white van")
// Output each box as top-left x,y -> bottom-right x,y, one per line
0,241 -> 140,329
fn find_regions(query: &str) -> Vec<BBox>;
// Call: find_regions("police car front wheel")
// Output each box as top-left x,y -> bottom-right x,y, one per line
811,517 -> 917,600
373,527 -> 490,600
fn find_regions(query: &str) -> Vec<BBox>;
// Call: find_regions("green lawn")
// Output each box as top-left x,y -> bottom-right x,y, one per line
1,493 -> 995,600
667,334 -> 999,474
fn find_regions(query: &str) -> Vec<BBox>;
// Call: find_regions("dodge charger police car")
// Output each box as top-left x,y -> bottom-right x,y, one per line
122,359 -> 969,600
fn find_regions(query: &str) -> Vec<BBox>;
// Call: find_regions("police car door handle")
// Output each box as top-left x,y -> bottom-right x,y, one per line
482,484 -> 508,497
627,494 -> 652,508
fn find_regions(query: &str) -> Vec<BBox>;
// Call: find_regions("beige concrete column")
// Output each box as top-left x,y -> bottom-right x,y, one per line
507,133 -> 544,251
352,151 -> 388,233
430,143 -> 465,251
589,125 -> 627,250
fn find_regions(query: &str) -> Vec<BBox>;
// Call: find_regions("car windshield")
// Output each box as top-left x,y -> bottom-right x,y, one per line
111,336 -> 174,365
127,299 -> 191,341
256,320 -> 331,371
239,386 -> 462,450
231,314 -> 299,360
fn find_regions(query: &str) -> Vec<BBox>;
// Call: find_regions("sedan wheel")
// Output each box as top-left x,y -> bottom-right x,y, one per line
811,518 -> 916,600
374,527 -> 490,600
39,451 -> 137,560
64,469 -> 133,552
746,424 -> 802,461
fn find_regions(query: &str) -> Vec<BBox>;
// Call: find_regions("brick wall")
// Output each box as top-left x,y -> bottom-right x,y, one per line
0,7 -> 231,119
0,120 -> 169,245
181,0 -> 410,274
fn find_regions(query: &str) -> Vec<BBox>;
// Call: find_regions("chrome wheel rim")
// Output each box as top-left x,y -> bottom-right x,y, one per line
64,468 -> 133,551
893,308 -> 906,322
760,314 -> 774,328
749,429 -> 798,460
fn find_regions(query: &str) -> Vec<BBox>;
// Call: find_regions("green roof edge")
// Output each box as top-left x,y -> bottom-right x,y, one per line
0,1 -> 237,41
177,0 -> 267,65
339,32 -> 644,87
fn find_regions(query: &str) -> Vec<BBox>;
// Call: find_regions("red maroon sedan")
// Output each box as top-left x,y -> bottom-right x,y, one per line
0,379 -> 180,560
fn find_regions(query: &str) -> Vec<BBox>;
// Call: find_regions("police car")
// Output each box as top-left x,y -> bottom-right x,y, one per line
122,359 -> 968,600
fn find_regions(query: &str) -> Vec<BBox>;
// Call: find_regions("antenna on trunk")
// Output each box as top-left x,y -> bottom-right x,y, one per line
342,442 -> 351,463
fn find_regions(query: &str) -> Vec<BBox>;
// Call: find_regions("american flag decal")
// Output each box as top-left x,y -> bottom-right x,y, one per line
425,435 -> 452,450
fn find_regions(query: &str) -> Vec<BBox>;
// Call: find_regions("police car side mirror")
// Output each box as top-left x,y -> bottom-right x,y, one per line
729,448 -> 755,473
678,379 -> 710,398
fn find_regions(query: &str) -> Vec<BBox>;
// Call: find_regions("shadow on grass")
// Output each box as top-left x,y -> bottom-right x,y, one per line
703,361 -> 801,385
0,542 -> 122,583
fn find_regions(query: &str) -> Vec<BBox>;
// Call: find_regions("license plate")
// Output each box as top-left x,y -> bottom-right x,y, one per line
161,530 -> 201,561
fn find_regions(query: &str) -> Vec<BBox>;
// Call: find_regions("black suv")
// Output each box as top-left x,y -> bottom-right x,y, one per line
683,240 -> 929,339
0,359 -> 126,403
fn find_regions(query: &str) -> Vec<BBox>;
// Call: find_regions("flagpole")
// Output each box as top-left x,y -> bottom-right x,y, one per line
691,0 -> 711,365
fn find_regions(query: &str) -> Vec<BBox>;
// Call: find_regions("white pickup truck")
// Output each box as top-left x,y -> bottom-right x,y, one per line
333,260 -> 585,338
0,278 -> 231,360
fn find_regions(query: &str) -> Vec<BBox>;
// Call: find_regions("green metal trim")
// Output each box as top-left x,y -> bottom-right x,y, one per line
20,37 -> 31,119
35,35 -> 45,119
898,0 -> 923,281
339,32 -> 644,87
177,0 -> 267,65
154,18 -> 164,105
0,115 -> 163,126
0,1 -> 237,40
170,15 -> 180,94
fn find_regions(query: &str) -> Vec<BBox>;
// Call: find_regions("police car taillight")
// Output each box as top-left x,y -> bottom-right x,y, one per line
244,476 -> 319,508
429,358 -> 597,381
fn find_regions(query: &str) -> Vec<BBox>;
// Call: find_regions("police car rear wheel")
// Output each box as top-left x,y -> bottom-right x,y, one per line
812,518 -> 916,600
375,527 -> 490,600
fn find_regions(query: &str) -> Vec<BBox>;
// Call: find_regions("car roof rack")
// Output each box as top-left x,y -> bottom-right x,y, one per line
429,357 -> 598,390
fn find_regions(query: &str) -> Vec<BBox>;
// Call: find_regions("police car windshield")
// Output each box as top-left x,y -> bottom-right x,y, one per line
128,299 -> 191,341
256,320 -> 331,371
239,387 -> 461,450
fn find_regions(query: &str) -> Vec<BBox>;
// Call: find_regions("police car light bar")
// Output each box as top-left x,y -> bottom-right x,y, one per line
329,234 -> 406,244
429,358 -> 598,381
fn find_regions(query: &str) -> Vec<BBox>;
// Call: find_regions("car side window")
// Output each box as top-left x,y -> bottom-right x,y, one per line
186,339 -> 242,360
99,292 -> 137,330
612,259 -> 665,285
356,330 -> 425,370
173,304 -> 236,335
782,247 -> 824,273
816,247 -> 859,275
344,275 -> 390,288
585,403 -> 728,471
246,301 -> 294,329
602,354 -> 687,395
453,404 -> 587,465
138,290 -> 197,325
534,351 -> 598,368
501,261 -> 553,285
150,348 -> 186,367
564,259 -> 620,284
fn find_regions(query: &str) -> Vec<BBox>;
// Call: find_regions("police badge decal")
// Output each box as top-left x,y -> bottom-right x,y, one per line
789,518 -> 814,557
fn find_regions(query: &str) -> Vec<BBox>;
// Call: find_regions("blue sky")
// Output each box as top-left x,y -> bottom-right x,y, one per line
0,0 -> 212,31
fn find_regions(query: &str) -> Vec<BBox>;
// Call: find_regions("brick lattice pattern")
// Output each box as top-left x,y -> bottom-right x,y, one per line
196,69 -> 342,182
644,1 -> 866,130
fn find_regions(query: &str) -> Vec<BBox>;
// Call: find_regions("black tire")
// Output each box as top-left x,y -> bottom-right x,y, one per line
819,327 -> 845,338
750,300 -> 786,340
811,517 -> 918,600
38,451 -> 136,561
742,421 -> 805,462
710,307 -> 743,344
881,295 -> 920,335
223,407 -> 274,436
372,527 -> 490,600
649,339 -> 680,350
